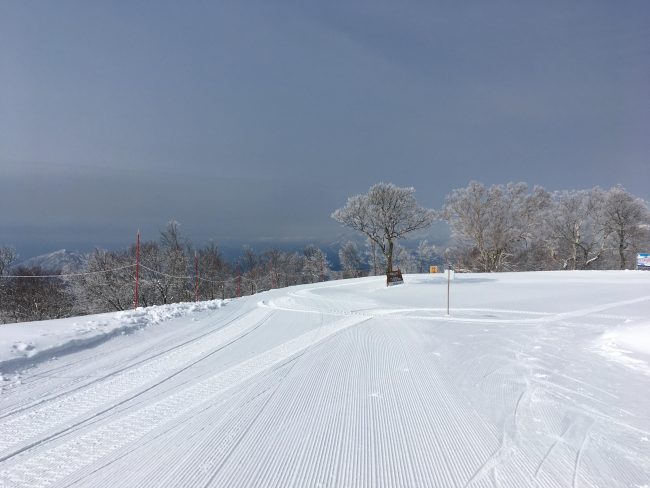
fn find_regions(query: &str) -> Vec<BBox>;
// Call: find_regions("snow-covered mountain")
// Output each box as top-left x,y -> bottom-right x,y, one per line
16,249 -> 87,273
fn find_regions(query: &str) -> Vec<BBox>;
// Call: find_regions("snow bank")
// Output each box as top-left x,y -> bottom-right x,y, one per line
0,300 -> 224,374
598,322 -> 650,375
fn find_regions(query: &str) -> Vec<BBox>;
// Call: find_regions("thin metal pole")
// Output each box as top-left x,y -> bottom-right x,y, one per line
446,268 -> 450,316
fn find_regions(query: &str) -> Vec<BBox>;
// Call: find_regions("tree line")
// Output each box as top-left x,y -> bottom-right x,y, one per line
442,182 -> 650,272
333,182 -> 650,274
0,221 -> 333,323
1,181 -> 649,323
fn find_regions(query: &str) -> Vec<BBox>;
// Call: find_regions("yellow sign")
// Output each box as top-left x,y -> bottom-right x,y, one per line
429,266 -> 438,273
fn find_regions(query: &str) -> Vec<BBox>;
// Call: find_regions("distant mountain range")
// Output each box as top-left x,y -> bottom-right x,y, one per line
16,249 -> 87,273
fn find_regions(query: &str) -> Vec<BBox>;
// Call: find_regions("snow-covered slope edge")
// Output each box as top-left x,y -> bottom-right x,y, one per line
0,300 -> 224,375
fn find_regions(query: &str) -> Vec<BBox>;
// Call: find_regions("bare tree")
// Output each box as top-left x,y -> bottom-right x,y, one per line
364,238 -> 383,276
74,248 -> 134,312
283,252 -> 305,287
416,240 -> 438,273
263,248 -> 283,289
197,241 -> 226,299
158,221 -> 190,303
0,246 -> 17,321
0,245 -> 16,276
548,188 -> 609,270
239,246 -> 261,295
303,245 -> 330,283
602,185 -> 650,269
339,241 -> 364,278
392,244 -> 419,273
4,266 -> 73,322
443,182 -> 550,272
332,183 -> 436,274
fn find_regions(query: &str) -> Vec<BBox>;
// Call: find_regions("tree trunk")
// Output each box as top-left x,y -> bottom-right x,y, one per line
386,240 -> 394,274
618,231 -> 626,270
371,241 -> 378,276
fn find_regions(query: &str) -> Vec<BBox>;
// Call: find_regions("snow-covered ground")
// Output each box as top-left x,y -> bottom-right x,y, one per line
0,271 -> 649,487
0,300 -> 224,376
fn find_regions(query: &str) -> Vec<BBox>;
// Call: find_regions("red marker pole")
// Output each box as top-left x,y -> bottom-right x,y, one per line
134,230 -> 140,309
194,252 -> 199,302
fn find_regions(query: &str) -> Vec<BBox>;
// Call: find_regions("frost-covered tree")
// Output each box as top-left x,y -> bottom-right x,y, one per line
332,183 -> 436,274
283,251 -> 305,287
4,266 -> 73,322
302,245 -> 330,283
0,245 -> 16,277
75,248 -> 134,312
338,241 -> 364,278
443,181 -> 550,272
392,244 -> 419,273
137,241 -> 165,306
364,238 -> 383,276
416,240 -> 438,273
548,188 -> 609,270
0,246 -> 17,321
602,185 -> 650,269
158,220 -> 190,302
197,242 -> 226,299
238,245 -> 264,295
260,249 -> 278,289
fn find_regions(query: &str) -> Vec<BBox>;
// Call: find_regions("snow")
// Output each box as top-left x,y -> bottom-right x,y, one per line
15,249 -> 87,273
597,322 -> 650,375
613,324 -> 650,356
0,300 -> 224,374
0,271 -> 649,487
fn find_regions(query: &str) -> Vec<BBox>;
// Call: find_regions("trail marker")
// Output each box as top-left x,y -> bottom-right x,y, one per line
446,268 -> 454,315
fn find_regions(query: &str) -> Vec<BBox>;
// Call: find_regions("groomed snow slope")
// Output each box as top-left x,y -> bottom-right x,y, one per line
1,271 -> 649,487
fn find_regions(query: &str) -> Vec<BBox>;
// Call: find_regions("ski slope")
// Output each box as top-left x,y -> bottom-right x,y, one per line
1,271 -> 649,487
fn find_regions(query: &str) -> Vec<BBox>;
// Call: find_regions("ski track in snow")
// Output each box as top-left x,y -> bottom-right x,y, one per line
0,307 -> 274,461
0,272 -> 649,487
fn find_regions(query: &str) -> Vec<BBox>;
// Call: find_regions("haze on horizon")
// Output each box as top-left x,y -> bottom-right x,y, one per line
1,1 -> 649,258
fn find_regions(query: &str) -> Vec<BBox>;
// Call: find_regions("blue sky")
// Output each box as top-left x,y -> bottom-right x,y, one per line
1,1 -> 649,257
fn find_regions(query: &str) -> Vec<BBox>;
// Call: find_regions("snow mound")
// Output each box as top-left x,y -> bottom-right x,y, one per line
598,322 -> 650,375
0,299 -> 224,373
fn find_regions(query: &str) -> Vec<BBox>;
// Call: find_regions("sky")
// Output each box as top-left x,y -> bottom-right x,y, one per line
1,0 -> 649,258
